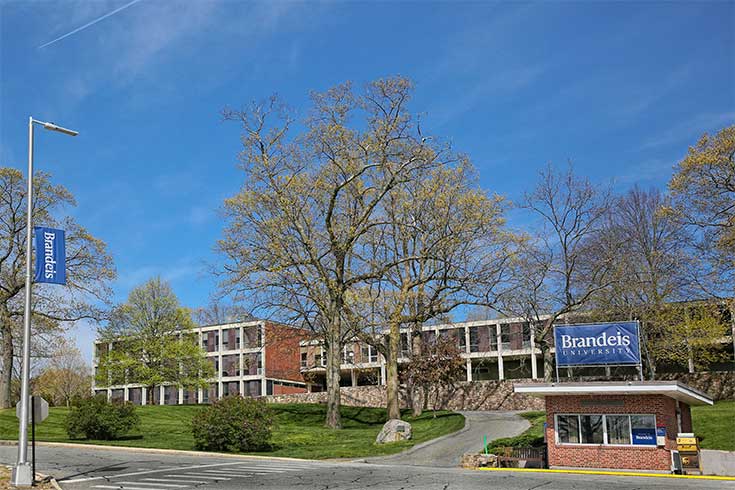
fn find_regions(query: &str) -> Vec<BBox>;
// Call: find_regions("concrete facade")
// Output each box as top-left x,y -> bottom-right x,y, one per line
93,320 -> 310,404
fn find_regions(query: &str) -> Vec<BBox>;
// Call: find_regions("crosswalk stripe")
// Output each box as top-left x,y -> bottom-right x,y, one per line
93,486 -> 170,490
117,483 -> 188,488
232,466 -> 295,472
142,479 -> 208,484
198,471 -> 253,477
167,475 -> 231,480
201,469 -> 261,475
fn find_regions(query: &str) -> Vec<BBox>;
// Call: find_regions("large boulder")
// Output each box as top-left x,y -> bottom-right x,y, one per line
376,419 -> 412,444
460,453 -> 498,469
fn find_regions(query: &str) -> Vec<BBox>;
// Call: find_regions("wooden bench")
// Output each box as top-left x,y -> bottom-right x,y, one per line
498,446 -> 547,468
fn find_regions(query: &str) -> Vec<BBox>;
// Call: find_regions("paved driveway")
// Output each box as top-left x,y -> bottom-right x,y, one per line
1,444 -> 731,490
362,410 -> 531,467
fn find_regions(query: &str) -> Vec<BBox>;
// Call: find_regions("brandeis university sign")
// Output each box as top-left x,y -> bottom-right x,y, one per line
554,321 -> 641,366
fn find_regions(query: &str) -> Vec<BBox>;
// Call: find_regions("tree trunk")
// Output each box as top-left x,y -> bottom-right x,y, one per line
542,344 -> 554,382
410,327 -> 423,417
385,320 -> 401,420
0,322 -> 13,409
324,324 -> 342,429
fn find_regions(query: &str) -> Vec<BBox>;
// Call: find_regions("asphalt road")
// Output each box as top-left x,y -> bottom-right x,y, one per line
1,444 -> 733,490
364,411 -> 531,467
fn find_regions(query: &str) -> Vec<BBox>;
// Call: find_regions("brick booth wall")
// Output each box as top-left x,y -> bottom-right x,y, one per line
264,323 -> 310,382
546,394 -> 683,471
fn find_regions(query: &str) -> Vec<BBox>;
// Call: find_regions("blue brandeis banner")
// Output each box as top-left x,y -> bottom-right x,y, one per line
554,322 -> 641,367
34,227 -> 66,285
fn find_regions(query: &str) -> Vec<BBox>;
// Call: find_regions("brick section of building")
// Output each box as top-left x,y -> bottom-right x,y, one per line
545,394 -> 691,471
265,322 -> 310,383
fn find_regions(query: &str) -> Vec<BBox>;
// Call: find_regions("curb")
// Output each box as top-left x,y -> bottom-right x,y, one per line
0,440 -> 313,462
356,412 -> 471,464
475,467 -> 735,481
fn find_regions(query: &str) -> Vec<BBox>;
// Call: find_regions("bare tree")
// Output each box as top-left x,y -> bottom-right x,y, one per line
0,168 -> 115,408
506,164 -> 616,381
402,335 -> 465,418
34,338 -> 91,407
218,78 -> 446,429
194,299 -> 254,326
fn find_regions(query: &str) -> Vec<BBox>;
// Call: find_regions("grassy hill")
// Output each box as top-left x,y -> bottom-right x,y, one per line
0,403 -> 464,459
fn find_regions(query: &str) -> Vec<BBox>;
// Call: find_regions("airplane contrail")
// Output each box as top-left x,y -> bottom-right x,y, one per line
38,0 -> 144,49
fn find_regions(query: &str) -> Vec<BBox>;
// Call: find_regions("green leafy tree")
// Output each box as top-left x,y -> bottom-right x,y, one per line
668,125 -> 735,361
0,168 -> 115,408
96,277 -> 213,398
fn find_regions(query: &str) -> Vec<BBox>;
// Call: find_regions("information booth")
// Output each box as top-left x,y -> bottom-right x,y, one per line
514,381 -> 712,472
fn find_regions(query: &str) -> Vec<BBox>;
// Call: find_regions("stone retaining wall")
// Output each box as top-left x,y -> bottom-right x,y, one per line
265,380 -> 545,411
265,371 -> 734,410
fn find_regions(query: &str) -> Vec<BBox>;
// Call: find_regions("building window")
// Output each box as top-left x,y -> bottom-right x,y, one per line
215,332 -> 220,350
202,337 -> 208,349
301,352 -> 308,368
469,327 -> 479,352
236,331 -> 241,349
556,414 -> 657,446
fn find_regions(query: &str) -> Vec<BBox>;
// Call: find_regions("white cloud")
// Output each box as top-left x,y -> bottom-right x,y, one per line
639,112 -> 735,150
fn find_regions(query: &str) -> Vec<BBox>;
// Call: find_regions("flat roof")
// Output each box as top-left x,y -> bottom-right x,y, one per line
513,381 -> 713,406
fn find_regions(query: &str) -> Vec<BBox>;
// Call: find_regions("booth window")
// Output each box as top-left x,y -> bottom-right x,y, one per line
580,415 -> 603,444
556,414 -> 657,446
557,415 -> 581,444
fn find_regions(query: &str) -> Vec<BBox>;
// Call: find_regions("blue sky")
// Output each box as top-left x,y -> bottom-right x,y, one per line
1,1 -> 733,361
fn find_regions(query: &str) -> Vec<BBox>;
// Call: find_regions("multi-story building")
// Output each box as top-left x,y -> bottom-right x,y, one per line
299,316 -> 555,391
93,320 -> 310,405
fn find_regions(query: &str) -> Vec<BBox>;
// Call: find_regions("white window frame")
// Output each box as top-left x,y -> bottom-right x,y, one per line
554,413 -> 657,447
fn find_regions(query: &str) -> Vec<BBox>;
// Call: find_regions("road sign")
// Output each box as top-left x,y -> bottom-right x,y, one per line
16,396 -> 49,423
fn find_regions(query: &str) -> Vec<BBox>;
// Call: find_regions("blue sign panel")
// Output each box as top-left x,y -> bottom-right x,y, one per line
554,322 -> 640,367
34,227 -> 65,285
632,428 -> 656,445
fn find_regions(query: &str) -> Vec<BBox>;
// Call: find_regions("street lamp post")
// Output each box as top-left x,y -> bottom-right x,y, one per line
11,117 -> 77,488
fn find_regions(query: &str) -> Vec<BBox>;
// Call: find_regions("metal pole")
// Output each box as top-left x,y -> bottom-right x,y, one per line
31,396 -> 35,486
12,117 -> 35,487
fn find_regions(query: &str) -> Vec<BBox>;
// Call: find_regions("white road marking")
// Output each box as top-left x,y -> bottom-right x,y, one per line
93,486 -> 170,490
117,483 -> 188,488
200,470 -> 254,476
142,479 -> 207,484
232,466 -> 293,472
168,475 -> 231,480
62,461 -> 246,483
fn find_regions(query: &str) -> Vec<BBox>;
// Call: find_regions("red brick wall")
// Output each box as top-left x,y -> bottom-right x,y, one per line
264,322 -> 310,382
545,394 -> 687,471
272,383 -> 307,395
680,403 -> 692,432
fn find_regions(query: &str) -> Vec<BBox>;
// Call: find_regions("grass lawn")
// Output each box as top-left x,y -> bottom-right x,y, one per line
485,411 -> 546,454
0,403 -> 464,459
692,400 -> 735,452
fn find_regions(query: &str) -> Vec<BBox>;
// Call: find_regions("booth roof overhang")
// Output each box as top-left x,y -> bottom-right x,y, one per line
513,381 -> 713,406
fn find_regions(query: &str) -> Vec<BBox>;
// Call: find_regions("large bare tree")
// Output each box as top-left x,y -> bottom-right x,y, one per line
0,168 -> 115,408
506,165 -> 617,381
218,78 -> 445,429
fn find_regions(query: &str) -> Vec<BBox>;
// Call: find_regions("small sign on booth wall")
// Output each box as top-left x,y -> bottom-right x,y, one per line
632,427 -> 656,445
656,426 -> 666,446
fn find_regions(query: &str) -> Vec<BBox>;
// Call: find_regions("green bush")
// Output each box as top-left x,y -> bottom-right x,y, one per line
191,396 -> 273,452
66,395 -> 140,440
